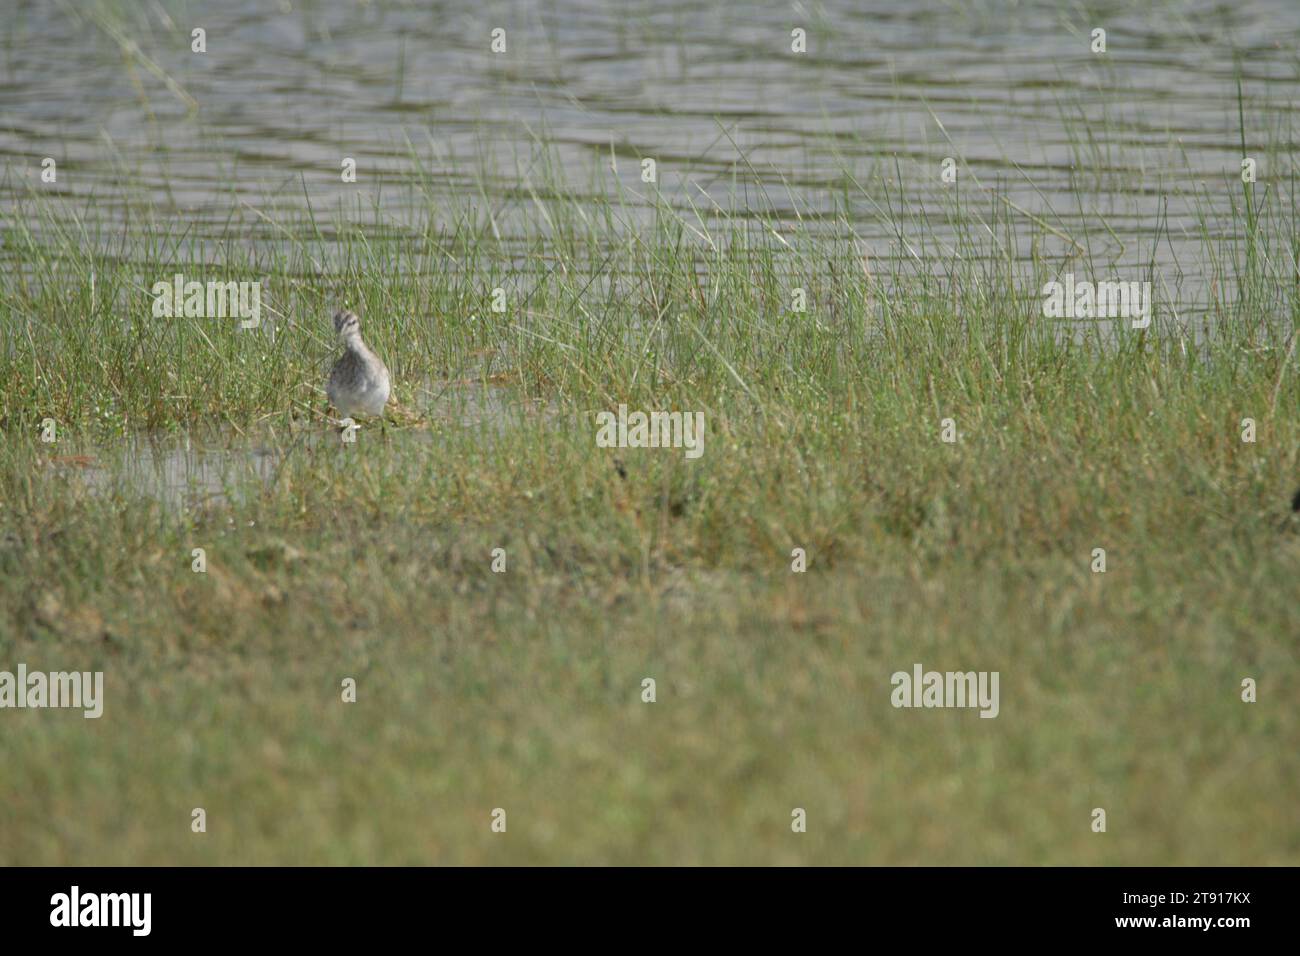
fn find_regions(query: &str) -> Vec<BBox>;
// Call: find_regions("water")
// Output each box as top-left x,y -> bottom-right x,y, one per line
66,381 -> 535,506
3,0 -> 1299,311
73,429 -> 285,509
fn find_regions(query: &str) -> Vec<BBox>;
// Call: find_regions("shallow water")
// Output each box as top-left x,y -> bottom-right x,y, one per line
65,381 -> 538,506
2,0 -> 1298,312
73,430 -> 285,508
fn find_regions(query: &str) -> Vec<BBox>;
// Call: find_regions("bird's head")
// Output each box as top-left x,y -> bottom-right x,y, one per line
333,309 -> 361,341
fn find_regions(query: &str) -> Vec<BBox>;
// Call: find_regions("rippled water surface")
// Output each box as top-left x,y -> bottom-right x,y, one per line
3,1 -> 1299,309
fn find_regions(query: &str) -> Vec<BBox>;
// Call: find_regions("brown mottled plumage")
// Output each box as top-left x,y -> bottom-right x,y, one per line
326,310 -> 390,418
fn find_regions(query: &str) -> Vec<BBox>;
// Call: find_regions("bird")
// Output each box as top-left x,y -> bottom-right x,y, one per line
326,309 -> 390,421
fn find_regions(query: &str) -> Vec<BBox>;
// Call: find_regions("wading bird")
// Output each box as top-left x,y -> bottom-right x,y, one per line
326,309 -> 390,421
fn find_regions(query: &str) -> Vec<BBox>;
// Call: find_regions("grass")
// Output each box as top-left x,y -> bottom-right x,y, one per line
2,71 -> 1299,862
